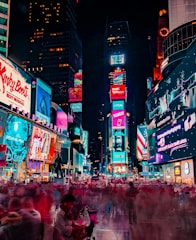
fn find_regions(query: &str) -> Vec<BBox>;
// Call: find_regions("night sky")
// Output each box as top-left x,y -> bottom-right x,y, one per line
8,0 -> 168,140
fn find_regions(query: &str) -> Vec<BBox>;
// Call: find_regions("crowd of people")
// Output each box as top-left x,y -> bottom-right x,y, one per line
0,177 -> 195,240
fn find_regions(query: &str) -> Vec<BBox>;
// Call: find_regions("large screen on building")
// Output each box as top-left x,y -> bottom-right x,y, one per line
3,113 -> 32,162
112,151 -> 126,164
156,112 -> 196,164
35,78 -> 52,125
56,106 -> 68,132
110,54 -> 125,65
29,126 -> 51,161
0,54 -> 32,113
112,110 -> 126,129
110,85 -> 126,100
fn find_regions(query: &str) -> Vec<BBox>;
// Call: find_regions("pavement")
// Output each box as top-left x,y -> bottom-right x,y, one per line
92,211 -> 130,240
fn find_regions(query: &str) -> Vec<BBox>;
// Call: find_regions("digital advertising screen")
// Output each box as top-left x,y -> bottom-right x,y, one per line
0,110 -> 7,144
0,144 -> 7,166
56,106 -> 68,132
156,112 -> 196,164
0,54 -> 31,113
137,125 -> 148,161
3,113 -> 32,163
48,133 -> 57,162
110,85 -> 126,100
35,78 -> 52,125
112,151 -> 126,164
112,110 -> 126,129
110,54 -> 125,66
146,71 -> 196,130
70,102 -> 82,113
112,129 -> 125,152
112,100 -> 124,110
68,87 -> 82,102
74,70 -> 82,88
109,68 -> 125,85
29,126 -> 51,161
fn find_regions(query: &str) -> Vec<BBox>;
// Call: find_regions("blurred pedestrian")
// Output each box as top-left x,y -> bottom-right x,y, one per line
126,181 -> 139,224
54,193 -> 87,240
55,154 -> 64,179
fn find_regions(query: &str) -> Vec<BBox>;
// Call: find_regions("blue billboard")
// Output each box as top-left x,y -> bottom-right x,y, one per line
112,100 -> 125,110
35,78 -> 52,124
3,114 -> 32,162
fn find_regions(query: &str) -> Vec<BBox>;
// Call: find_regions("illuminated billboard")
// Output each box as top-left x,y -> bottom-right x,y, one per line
137,125 -> 148,161
70,102 -> 82,113
109,68 -> 125,85
3,113 -> 32,163
0,110 -> 7,144
112,100 -> 124,110
110,54 -> 125,65
68,87 -> 82,102
35,78 -> 52,124
56,106 -> 68,132
110,85 -> 126,100
156,112 -> 196,164
29,126 -> 51,161
112,110 -> 126,129
112,129 -> 125,152
0,54 -> 31,113
112,151 -> 126,164
74,70 -> 82,87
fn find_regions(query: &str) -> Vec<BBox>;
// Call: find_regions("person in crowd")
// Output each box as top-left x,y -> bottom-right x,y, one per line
126,181 -> 139,224
54,193 -> 87,240
0,204 -> 6,225
55,153 -> 64,179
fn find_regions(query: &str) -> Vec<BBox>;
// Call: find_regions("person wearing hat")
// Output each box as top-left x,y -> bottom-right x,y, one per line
54,193 -> 86,240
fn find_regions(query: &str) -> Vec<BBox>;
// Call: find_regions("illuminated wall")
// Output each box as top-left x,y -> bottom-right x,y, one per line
146,43 -> 196,164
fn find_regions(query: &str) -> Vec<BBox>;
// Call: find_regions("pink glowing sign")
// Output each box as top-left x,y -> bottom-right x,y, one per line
112,110 -> 126,129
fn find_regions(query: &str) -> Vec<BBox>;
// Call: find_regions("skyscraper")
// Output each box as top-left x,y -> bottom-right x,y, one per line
104,19 -> 137,174
17,0 -> 82,107
0,0 -> 10,57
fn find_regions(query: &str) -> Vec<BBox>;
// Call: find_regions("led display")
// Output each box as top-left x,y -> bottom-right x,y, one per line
110,85 -> 126,100
112,151 -> 126,164
3,113 -> 32,162
74,70 -> 82,87
0,110 -> 7,144
35,78 -> 52,124
68,87 -> 82,102
0,144 -> 7,166
29,126 -> 51,161
56,106 -> 68,132
112,129 -> 125,152
110,54 -> 125,65
111,110 -> 126,129
156,112 -> 196,164
70,102 -> 82,112
146,48 -> 196,164
137,125 -> 148,161
112,100 -> 124,110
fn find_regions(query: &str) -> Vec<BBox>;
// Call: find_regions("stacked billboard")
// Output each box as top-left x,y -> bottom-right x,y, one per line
109,57 -> 127,173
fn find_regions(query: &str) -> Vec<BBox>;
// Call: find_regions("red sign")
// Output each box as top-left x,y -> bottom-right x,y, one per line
110,85 -> 126,100
0,144 -> 7,166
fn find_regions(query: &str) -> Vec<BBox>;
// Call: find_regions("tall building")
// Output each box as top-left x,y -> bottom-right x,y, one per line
146,0 -> 196,184
17,0 -> 82,108
0,0 -> 10,57
161,0 -> 196,78
104,19 -> 137,175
